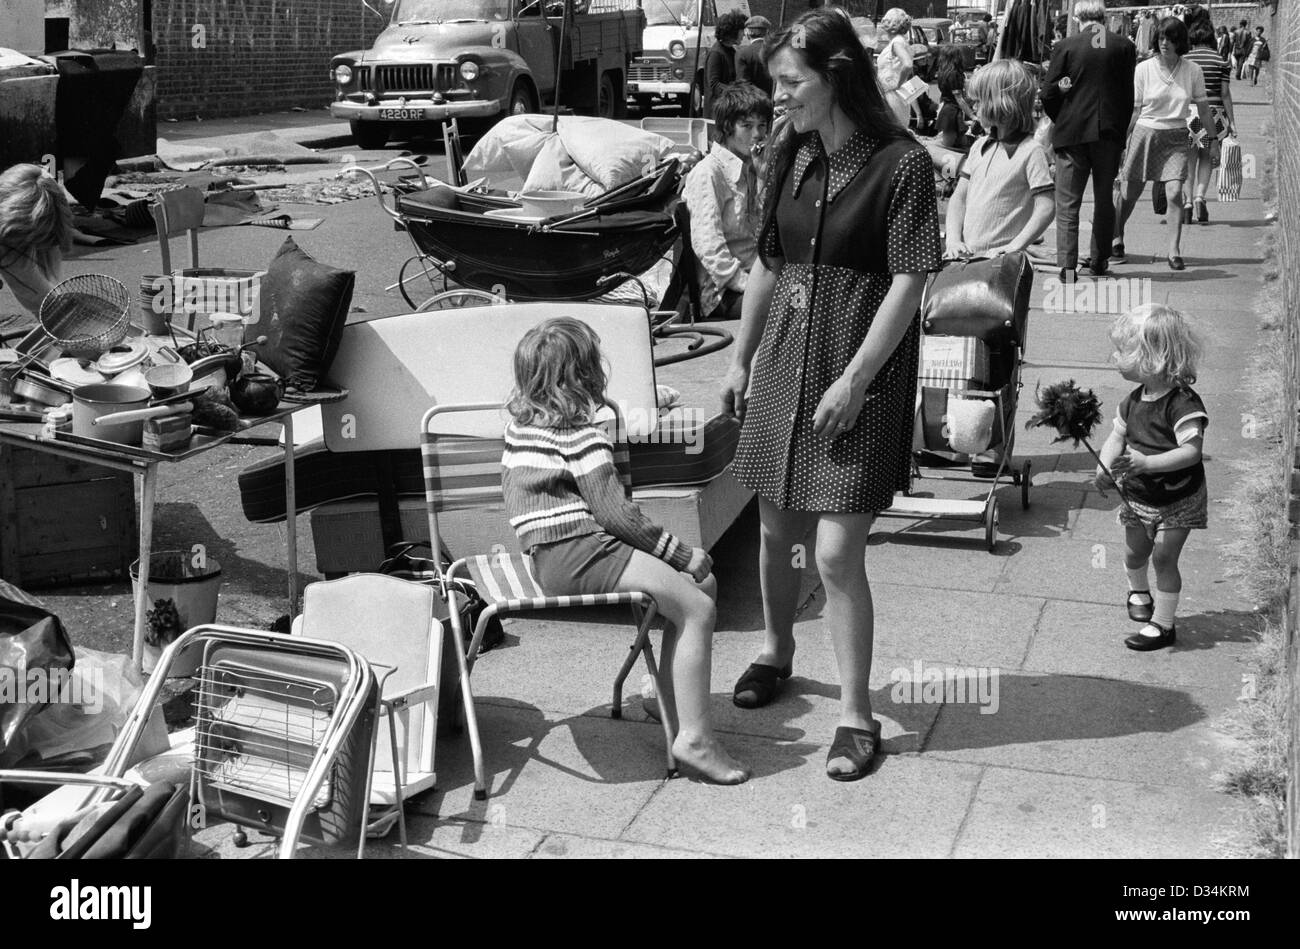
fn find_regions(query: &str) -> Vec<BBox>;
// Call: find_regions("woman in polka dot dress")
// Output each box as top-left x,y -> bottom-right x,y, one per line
721,9 -> 942,781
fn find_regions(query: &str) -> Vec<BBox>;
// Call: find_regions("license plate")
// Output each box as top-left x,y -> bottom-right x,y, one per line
378,108 -> 421,120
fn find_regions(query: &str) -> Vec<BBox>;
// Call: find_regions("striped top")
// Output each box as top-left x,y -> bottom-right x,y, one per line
1184,46 -> 1229,106
501,421 -> 694,571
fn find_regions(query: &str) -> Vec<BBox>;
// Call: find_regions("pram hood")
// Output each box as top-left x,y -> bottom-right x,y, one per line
462,114 -> 675,198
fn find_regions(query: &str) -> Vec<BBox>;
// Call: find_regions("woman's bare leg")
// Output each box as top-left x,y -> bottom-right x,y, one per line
814,513 -> 878,776
756,496 -> 817,669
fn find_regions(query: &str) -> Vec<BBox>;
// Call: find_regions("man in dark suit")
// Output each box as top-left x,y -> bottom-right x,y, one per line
1040,0 -> 1136,280
735,15 -> 773,97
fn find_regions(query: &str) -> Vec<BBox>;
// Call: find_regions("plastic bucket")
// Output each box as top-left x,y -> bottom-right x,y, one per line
131,550 -> 222,677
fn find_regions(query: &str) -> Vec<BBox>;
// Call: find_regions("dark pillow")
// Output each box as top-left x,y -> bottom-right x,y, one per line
244,237 -> 353,391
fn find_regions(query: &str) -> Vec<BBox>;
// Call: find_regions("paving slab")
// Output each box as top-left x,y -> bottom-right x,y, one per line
924,672 -> 1244,789
1022,599 -> 1260,689
417,703 -> 667,838
621,737 -> 983,858
531,833 -> 727,859
951,766 -> 1243,858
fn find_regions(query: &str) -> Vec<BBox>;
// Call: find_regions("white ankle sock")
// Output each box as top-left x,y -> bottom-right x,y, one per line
1126,566 -> 1151,595
1152,591 -> 1179,628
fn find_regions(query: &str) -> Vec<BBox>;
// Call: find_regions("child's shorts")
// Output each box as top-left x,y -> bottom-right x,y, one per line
527,531 -> 635,597
1117,482 -> 1208,539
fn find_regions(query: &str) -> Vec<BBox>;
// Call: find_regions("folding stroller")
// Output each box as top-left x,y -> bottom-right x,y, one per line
879,254 -> 1035,552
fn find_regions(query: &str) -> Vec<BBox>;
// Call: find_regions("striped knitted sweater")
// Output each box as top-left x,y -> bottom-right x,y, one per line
501,421 -> 694,571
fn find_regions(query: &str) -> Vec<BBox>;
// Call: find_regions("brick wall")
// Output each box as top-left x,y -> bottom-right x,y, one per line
152,0 -> 386,120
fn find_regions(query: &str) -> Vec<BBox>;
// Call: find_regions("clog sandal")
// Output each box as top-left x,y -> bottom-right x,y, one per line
732,661 -> 793,709
826,721 -> 883,782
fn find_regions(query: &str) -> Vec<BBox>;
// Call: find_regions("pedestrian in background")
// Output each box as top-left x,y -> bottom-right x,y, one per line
736,15 -> 773,97
1041,0 -> 1136,279
1112,16 -> 1214,271
704,10 -> 749,118
1183,13 -> 1235,224
1231,19 -> 1253,80
1245,26 -> 1269,85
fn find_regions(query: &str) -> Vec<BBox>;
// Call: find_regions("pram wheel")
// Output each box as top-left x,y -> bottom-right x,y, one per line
1020,460 -> 1032,510
985,499 -> 999,553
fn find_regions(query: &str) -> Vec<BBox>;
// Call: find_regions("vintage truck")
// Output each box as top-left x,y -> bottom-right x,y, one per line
625,0 -> 748,116
329,0 -> 644,148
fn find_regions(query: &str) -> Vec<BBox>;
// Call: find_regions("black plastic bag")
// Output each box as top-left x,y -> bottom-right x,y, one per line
0,580 -> 75,764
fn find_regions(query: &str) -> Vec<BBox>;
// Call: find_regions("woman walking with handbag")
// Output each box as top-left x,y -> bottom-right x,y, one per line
1183,16 -> 1235,224
875,8 -> 917,128
722,10 -> 941,781
1111,16 -> 1214,271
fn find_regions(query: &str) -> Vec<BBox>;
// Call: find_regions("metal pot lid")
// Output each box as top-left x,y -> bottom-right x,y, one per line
50,357 -> 108,387
95,340 -> 148,375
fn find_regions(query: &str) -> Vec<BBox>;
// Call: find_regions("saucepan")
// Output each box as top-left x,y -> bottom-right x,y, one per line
71,384 -> 153,445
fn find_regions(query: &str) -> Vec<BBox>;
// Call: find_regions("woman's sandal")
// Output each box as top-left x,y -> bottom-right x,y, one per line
1127,591 -> 1154,622
1125,620 -> 1176,651
732,661 -> 793,709
826,721 -> 883,782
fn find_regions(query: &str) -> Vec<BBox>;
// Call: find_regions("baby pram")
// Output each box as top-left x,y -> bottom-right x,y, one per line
878,253 -> 1034,552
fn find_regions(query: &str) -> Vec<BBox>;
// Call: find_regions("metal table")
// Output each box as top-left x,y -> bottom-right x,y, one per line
0,396 -> 343,673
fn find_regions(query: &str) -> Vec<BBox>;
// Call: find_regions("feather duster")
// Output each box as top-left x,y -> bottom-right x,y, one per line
1026,379 -> 1139,519
1025,379 -> 1104,446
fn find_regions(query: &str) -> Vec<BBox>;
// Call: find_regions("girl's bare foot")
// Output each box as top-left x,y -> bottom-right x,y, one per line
672,732 -> 751,785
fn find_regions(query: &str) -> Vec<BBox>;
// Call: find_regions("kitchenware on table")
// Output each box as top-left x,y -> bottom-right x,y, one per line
144,362 -> 193,398
90,401 -> 194,429
187,354 -> 231,393
12,372 -> 72,407
139,275 -> 172,336
95,340 -> 150,389
38,274 -> 131,359
71,384 -> 152,446
228,373 -> 284,416
209,312 -> 245,351
49,357 -> 108,388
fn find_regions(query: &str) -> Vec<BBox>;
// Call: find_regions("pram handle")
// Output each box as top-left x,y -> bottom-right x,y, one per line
339,157 -> 432,223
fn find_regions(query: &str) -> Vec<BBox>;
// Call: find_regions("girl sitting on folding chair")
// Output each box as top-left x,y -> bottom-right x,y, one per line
502,317 -> 750,785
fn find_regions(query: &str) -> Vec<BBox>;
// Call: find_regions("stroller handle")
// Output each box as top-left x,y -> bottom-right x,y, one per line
339,157 -> 431,222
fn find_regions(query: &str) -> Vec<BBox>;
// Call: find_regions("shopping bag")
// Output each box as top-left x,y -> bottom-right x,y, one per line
897,76 -> 929,103
1218,136 -> 1242,201
377,542 -> 505,655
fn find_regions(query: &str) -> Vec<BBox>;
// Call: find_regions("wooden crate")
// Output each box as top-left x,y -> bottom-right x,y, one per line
0,444 -> 137,588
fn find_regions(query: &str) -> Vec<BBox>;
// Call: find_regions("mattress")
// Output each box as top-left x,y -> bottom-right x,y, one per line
239,411 -> 740,524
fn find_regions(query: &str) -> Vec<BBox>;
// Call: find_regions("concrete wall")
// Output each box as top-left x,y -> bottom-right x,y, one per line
151,0 -> 386,120
1,0 -> 47,54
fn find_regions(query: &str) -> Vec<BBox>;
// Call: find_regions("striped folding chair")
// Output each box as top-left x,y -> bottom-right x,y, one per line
420,403 -> 677,801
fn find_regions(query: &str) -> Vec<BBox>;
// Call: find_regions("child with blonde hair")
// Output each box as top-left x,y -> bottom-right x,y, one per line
502,317 -> 749,783
1096,304 -> 1207,650
0,163 -> 73,316
945,59 -> 1056,259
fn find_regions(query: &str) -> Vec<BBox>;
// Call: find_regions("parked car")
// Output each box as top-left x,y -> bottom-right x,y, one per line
853,17 -> 933,82
915,17 -> 985,70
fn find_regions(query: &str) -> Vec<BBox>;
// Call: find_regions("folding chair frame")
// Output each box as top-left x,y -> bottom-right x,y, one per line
421,402 -> 678,802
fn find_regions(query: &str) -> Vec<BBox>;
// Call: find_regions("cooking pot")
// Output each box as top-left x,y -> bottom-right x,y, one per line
229,373 -> 284,416
72,384 -> 151,445
12,372 -> 72,407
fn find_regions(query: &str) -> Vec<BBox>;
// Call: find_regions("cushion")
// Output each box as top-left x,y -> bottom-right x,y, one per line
244,237 -> 353,391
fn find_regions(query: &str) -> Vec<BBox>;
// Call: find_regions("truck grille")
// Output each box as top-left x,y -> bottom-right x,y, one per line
629,63 -> 669,83
369,63 -> 459,94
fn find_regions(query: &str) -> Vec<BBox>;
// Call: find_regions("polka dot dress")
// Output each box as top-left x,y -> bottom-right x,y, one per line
732,130 -> 942,513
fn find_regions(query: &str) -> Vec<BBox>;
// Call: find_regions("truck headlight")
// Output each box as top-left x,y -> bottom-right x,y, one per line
333,64 -> 353,84
460,61 -> 480,81
668,41 -> 686,60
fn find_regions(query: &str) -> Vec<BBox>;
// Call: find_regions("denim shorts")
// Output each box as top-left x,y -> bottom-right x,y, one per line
527,531 -> 635,597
